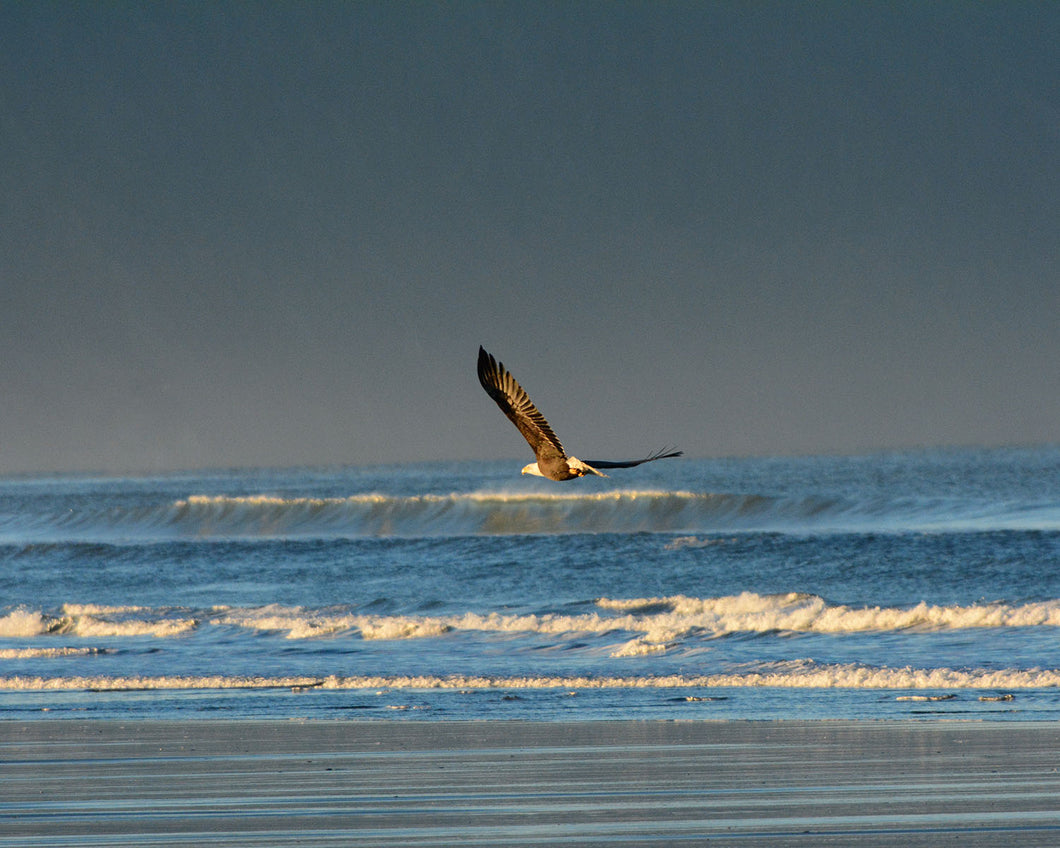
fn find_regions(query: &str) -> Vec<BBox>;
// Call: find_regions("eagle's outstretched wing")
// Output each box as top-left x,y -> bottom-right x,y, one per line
585,447 -> 684,469
477,346 -> 683,480
477,346 -> 567,463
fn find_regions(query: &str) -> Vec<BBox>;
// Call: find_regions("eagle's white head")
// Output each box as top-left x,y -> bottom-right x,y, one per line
521,462 -> 544,477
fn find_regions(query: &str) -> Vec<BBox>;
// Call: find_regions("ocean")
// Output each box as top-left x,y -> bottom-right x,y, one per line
2,446 -> 1059,722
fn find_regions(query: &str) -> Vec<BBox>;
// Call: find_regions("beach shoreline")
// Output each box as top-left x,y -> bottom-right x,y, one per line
5,718 -> 1060,846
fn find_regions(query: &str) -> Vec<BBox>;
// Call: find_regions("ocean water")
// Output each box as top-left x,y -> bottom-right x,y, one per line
2,446 -> 1060,722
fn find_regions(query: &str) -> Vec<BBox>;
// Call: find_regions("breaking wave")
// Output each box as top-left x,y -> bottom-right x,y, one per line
5,593 -> 1060,645
3,488 -> 1059,543
3,663 -> 1059,692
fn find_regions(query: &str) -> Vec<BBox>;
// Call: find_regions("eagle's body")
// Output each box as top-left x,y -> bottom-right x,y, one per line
476,346 -> 681,481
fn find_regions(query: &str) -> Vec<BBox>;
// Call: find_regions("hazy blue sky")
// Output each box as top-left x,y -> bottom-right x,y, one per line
1,2 -> 1057,474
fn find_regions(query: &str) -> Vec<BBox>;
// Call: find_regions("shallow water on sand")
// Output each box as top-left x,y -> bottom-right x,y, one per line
6,720 -> 1060,846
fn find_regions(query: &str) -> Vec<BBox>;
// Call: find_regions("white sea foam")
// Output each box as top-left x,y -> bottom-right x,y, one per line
0,646 -> 105,659
179,491 -> 690,507
609,637 -> 675,657
596,593 -> 1060,634
0,609 -> 51,637
213,606 -> 358,639
3,662 -> 1059,692
8,594 -> 1060,645
13,606 -> 200,639
61,616 -> 198,639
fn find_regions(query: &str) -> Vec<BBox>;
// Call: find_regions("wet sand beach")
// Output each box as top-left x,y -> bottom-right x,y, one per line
4,720 -> 1060,846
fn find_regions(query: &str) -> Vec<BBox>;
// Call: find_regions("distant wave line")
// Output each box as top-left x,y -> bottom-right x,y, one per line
179,490 -> 694,506
4,487 -> 1059,541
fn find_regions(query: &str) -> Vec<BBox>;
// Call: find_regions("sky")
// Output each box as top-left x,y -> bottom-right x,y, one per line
1,2 -> 1058,475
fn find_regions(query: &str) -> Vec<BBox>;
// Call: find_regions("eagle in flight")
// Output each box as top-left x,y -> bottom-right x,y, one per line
477,346 -> 682,480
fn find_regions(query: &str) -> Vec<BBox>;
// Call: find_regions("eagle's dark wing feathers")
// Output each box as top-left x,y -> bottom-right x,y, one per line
477,347 -> 567,462
585,447 -> 684,469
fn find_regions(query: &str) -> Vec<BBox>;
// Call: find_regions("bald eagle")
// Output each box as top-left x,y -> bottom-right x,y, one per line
477,346 -> 682,480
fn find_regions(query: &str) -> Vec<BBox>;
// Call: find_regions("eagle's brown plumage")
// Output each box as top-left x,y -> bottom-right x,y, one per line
477,346 -> 682,481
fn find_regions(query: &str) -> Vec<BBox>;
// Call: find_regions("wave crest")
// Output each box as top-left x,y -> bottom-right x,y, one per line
6,594 -> 1060,646
6,486 -> 1057,542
